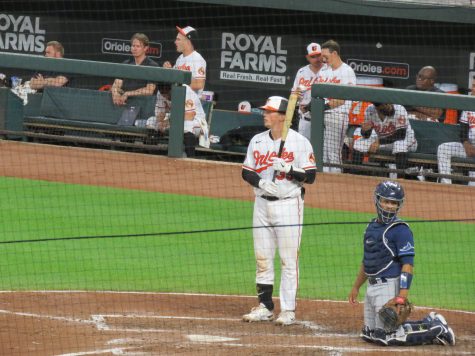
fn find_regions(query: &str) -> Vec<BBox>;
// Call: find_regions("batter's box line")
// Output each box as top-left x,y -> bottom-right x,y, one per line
91,313 -> 359,339
2,290 -> 473,316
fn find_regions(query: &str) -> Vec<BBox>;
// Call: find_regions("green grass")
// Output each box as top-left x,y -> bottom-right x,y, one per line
0,176 -> 473,311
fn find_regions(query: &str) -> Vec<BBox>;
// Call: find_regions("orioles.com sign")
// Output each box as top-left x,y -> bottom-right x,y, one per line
102,38 -> 162,59
348,59 -> 409,79
220,32 -> 287,85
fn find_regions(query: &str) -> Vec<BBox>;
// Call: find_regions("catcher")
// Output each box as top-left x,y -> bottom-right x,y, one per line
348,181 -> 456,346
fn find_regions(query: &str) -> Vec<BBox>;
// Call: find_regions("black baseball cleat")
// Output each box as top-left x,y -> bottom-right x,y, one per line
431,313 -> 456,346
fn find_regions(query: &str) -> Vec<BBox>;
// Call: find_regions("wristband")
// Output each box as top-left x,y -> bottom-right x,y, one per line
399,272 -> 413,290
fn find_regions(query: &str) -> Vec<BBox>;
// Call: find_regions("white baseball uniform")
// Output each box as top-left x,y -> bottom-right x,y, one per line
174,51 -> 206,96
317,63 -> 356,173
353,104 -> 417,154
153,84 -> 209,148
183,85 -> 209,147
291,65 -> 326,140
242,129 -> 316,311
437,110 -> 475,185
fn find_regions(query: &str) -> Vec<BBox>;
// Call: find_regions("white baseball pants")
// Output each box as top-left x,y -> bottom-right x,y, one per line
437,142 -> 475,185
323,111 -> 348,173
252,196 -> 304,311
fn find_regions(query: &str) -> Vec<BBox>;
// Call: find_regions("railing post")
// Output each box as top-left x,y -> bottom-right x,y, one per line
311,96 -> 325,172
168,84 -> 186,157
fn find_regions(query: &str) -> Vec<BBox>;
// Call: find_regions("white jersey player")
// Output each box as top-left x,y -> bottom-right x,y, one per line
174,51 -> 206,96
437,107 -> 475,185
163,26 -> 206,96
241,96 -> 316,326
291,42 -> 326,140
318,40 -> 356,173
352,103 -> 417,178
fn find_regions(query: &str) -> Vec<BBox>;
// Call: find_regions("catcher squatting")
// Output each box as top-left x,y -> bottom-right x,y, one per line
349,180 -> 455,346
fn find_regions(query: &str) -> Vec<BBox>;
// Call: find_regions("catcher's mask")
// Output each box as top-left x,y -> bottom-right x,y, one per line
374,180 -> 405,224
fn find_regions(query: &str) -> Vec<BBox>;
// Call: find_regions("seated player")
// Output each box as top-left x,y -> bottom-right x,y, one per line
352,103 -> 417,179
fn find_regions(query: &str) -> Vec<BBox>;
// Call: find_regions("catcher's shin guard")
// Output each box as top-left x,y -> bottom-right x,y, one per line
360,326 -> 373,343
385,323 -> 445,346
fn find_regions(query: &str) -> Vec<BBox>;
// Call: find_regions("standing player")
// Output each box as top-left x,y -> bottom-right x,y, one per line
437,78 -> 475,185
291,42 -> 326,140
241,96 -> 316,326
352,103 -> 418,179
318,40 -> 356,173
348,181 -> 455,346
163,26 -> 206,96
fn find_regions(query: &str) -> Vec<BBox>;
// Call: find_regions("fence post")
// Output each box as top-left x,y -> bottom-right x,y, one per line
169,84 -> 186,157
311,96 -> 325,172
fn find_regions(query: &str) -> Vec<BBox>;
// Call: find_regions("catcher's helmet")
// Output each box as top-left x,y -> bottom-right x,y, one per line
374,180 -> 405,224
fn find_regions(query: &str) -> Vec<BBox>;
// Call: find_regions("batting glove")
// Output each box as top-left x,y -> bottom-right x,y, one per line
271,158 -> 292,174
258,179 -> 278,195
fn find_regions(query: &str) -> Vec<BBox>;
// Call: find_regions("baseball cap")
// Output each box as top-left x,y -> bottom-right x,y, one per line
238,101 -> 251,114
259,96 -> 288,113
176,26 -> 197,41
306,43 -> 321,56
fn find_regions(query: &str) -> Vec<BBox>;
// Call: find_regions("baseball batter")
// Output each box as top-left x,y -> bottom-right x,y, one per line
352,103 -> 417,178
163,26 -> 206,96
291,42 -> 326,140
348,181 -> 455,346
318,40 -> 356,173
437,80 -> 475,185
241,96 -> 316,326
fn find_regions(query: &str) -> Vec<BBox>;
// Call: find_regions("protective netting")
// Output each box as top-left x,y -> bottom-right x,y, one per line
0,1 -> 473,354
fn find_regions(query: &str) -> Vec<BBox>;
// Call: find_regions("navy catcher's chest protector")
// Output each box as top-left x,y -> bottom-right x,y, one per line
363,221 -> 399,276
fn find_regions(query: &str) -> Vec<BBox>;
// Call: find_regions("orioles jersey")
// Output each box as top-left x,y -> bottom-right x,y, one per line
242,129 -> 316,198
460,110 -> 475,144
317,63 -> 356,86
317,63 -> 356,114
291,64 -> 326,93
174,51 -> 206,95
364,104 -> 413,139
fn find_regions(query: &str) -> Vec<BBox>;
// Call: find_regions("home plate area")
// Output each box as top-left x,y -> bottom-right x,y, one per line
0,291 -> 472,355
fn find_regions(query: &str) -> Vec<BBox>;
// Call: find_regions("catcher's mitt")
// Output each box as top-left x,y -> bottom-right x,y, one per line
378,296 -> 413,332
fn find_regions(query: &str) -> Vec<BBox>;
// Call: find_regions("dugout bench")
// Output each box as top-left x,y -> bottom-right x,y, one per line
23,87 -> 214,146
204,109 -> 264,155
23,87 -> 159,143
362,119 -> 475,175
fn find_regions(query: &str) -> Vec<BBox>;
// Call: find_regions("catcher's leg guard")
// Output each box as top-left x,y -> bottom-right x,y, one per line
385,323 -> 445,346
372,328 -> 388,346
360,326 -> 373,343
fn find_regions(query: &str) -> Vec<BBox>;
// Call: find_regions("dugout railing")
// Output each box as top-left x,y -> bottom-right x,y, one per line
310,83 -> 475,181
0,52 -> 191,157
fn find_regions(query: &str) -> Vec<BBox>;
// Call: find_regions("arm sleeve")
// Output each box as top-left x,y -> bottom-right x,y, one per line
289,167 -> 316,183
292,138 -> 317,184
242,168 -> 261,188
379,128 -> 407,145
460,122 -> 470,142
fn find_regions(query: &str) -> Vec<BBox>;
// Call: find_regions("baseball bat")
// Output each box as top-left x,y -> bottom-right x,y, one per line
272,92 -> 299,181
